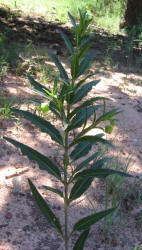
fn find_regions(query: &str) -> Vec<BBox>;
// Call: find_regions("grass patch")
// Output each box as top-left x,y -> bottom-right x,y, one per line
1,0 -> 126,32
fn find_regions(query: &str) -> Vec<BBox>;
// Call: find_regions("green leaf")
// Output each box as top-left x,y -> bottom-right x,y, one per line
4,137 -> 62,181
49,52 -> 69,84
77,53 -> 95,77
70,158 -> 108,201
44,89 -> 55,99
105,125 -> 113,134
95,109 -> 121,125
90,157 -> 109,169
11,109 -> 63,145
59,29 -> 74,55
76,73 -> 97,88
69,97 -> 106,119
28,179 -> 63,236
53,75 -> 58,95
72,80 -> 100,105
75,151 -> 101,173
59,85 -> 71,100
42,185 -> 63,198
27,74 -> 49,96
73,229 -> 90,250
71,53 -> 79,80
68,12 -> 77,29
73,168 -> 133,181
78,10 -> 92,37
69,105 -> 101,130
80,33 -> 95,48
75,25 -> 81,47
69,177 -> 93,201
78,42 -> 94,61
28,87 -> 48,99
70,142 -> 92,162
70,135 -> 112,148
49,101 -> 61,120
110,119 -> 116,126
73,207 -> 116,231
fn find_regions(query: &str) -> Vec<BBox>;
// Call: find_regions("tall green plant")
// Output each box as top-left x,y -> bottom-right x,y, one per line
4,10 -> 133,250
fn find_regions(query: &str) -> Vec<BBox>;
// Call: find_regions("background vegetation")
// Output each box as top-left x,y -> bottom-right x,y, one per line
0,0 -> 127,32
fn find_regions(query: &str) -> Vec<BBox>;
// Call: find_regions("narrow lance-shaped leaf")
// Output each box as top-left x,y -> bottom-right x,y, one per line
73,229 -> 90,250
70,142 -> 92,162
76,73 -> 97,88
78,42 -> 94,61
75,25 -> 81,47
95,108 -> 121,125
69,135 -> 112,148
90,157 -> 109,169
82,105 -> 88,129
28,179 -> 63,236
59,84 -> 73,102
49,52 -> 69,84
68,97 -> 106,119
77,53 -> 95,77
73,207 -> 116,231
59,29 -> 74,55
69,177 -> 93,202
71,53 -> 79,80
69,105 -> 101,130
53,75 -> 58,95
75,155 -> 108,174
30,99 -> 42,105
71,106 -> 93,129
75,151 -> 101,173
73,168 -> 133,181
72,80 -> 100,105
68,12 -> 77,29
49,101 -> 61,120
69,158 -> 108,201
43,89 -> 64,112
27,87 -> 48,99
4,137 -> 62,181
79,9 -> 85,30
80,33 -> 95,48
11,109 -> 63,145
42,186 -> 63,198
27,74 -> 49,96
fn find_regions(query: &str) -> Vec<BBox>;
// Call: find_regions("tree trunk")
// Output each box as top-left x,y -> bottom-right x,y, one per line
124,0 -> 142,27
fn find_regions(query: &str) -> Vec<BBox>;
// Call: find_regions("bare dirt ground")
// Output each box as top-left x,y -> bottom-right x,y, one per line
0,7 -> 142,250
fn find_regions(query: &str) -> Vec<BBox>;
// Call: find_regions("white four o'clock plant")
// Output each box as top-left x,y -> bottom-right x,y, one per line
4,10 -> 132,250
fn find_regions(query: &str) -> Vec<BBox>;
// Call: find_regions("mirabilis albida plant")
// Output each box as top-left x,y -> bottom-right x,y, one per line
4,10 -> 132,250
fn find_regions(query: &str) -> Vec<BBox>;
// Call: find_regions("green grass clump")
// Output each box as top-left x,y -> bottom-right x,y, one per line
0,97 -> 16,120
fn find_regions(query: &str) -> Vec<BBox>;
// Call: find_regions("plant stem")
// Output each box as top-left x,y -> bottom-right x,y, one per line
64,181 -> 68,250
64,126 -> 69,250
